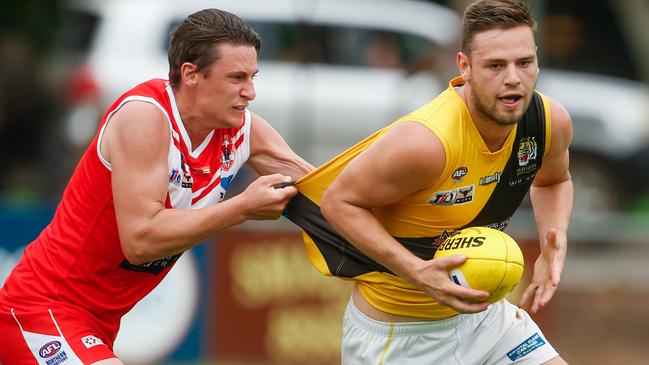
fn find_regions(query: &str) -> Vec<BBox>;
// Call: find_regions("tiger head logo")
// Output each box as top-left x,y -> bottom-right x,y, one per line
517,137 -> 537,167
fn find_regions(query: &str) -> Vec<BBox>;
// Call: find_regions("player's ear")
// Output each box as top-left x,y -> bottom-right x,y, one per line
457,52 -> 471,81
181,62 -> 199,86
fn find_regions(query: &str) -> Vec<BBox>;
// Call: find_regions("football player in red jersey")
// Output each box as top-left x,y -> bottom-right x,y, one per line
0,9 -> 313,365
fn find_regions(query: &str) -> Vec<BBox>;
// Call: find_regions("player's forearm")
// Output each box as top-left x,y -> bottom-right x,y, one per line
321,199 -> 421,280
120,197 -> 248,264
248,149 -> 314,181
247,113 -> 315,180
530,178 -> 574,237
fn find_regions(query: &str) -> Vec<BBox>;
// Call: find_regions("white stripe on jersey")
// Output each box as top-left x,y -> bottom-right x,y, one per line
191,115 -> 251,200
96,95 -> 174,171
166,85 -> 215,158
11,308 -> 85,364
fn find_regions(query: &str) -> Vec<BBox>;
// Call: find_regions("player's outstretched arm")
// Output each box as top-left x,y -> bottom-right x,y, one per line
103,102 -> 297,265
247,112 -> 314,179
320,122 -> 489,313
521,97 -> 574,314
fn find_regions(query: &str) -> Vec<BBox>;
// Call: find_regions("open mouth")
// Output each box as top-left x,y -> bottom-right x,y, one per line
499,95 -> 523,106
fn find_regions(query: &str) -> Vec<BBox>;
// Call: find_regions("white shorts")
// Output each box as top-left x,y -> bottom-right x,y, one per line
342,298 -> 559,365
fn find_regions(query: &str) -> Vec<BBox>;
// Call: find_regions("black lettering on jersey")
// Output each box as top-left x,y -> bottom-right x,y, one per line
119,254 -> 182,275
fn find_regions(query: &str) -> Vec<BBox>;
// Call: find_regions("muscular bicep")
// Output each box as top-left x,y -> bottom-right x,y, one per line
534,97 -> 573,187
324,122 -> 445,210
102,102 -> 170,248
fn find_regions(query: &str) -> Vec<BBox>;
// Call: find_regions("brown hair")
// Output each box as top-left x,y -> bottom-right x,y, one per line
168,9 -> 261,87
461,0 -> 537,54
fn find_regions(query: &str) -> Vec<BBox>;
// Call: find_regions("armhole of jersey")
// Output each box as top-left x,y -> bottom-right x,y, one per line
394,118 -> 455,191
537,92 -> 552,157
96,96 -> 173,171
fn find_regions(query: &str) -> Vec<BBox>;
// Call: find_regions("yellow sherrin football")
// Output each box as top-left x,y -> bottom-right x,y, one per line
434,226 -> 524,303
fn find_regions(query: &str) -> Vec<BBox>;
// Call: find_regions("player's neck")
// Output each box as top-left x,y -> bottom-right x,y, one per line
171,87 -> 213,151
460,85 -> 515,152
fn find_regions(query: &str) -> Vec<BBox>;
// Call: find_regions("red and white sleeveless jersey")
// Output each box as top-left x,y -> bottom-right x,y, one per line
0,79 -> 250,340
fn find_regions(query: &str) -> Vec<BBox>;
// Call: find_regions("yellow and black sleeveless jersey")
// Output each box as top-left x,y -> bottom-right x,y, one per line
284,77 -> 552,319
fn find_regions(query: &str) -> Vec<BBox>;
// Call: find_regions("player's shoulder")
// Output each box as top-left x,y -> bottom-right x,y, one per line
387,121 -> 444,147
113,101 -> 168,129
379,121 -> 446,169
545,93 -> 570,119
545,95 -> 572,136
105,101 -> 170,157
535,92 -> 570,125
537,93 -> 573,150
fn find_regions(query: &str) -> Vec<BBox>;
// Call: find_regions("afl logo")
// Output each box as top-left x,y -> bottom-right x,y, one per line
39,340 -> 62,358
452,167 -> 468,181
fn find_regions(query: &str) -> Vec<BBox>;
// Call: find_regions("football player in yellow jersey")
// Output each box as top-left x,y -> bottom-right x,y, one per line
285,0 -> 572,364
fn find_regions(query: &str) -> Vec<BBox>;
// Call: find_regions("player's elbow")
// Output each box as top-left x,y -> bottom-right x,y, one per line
320,189 -> 340,223
119,229 -> 156,265
121,242 -> 150,265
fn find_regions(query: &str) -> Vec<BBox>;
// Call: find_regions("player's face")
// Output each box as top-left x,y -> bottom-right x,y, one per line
195,43 -> 258,129
460,25 -> 538,126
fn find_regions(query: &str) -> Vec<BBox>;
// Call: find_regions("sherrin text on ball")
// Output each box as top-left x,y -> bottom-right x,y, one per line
434,226 -> 524,303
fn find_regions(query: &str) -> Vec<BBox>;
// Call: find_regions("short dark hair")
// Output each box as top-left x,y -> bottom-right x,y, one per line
461,0 -> 537,54
168,8 -> 261,87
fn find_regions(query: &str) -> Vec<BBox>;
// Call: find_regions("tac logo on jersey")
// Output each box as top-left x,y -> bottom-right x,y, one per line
169,168 -> 193,188
451,167 -> 468,182
169,154 -> 193,188
428,185 -> 475,205
517,137 -> 537,167
221,135 -> 237,172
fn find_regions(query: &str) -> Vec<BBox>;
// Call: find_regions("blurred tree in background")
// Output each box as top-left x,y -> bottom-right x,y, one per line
0,0 -> 64,205
0,0 -> 60,50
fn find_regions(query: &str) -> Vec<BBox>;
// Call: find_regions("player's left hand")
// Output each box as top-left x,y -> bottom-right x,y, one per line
518,228 -> 567,314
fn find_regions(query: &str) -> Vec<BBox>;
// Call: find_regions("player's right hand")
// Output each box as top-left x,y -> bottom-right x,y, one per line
409,254 -> 489,314
239,174 -> 298,220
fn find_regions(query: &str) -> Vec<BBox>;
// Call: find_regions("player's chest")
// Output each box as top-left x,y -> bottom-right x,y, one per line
166,133 -> 246,209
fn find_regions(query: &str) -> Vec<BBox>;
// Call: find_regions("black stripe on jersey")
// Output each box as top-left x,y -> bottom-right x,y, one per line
119,253 -> 181,275
284,193 -> 388,277
284,92 -> 547,278
285,193 -> 442,277
462,91 -> 546,229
